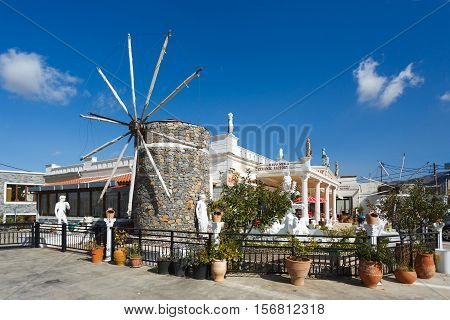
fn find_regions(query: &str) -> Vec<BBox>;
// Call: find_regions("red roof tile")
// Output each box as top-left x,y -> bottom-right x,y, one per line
44,173 -> 131,186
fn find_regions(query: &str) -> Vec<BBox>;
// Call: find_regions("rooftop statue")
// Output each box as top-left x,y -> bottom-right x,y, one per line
228,112 -> 234,135
279,147 -> 284,161
305,136 -> 312,157
335,160 -> 339,176
322,148 -> 329,167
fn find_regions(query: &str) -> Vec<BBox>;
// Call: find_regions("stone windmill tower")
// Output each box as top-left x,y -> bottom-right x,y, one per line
80,31 -> 210,230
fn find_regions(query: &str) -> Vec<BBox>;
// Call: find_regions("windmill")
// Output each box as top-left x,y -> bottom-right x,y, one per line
80,31 -> 202,216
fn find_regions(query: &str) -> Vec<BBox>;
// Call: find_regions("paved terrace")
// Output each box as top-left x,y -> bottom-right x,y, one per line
0,248 -> 449,300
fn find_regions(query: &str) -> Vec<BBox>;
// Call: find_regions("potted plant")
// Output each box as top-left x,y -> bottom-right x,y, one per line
393,244 -> 417,284
414,241 -> 435,279
128,242 -> 142,268
285,237 -> 318,286
210,241 -> 240,282
88,240 -> 104,264
357,240 -> 394,288
365,211 -> 379,225
192,248 -> 210,280
157,256 -> 171,274
171,257 -> 187,277
113,229 -> 129,266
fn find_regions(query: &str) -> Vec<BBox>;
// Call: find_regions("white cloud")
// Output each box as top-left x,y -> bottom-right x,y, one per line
0,48 -> 79,104
353,58 -> 387,103
440,91 -> 450,102
51,151 -> 62,156
353,58 -> 423,108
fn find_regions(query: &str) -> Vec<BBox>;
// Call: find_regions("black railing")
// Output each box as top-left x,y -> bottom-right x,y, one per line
0,222 -> 439,278
112,227 -> 211,264
38,222 -> 105,253
0,222 -> 34,248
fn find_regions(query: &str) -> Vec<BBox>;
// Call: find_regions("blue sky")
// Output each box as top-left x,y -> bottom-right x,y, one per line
0,0 -> 449,177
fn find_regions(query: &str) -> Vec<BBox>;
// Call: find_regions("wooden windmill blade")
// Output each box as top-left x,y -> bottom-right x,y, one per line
143,67 -> 203,122
98,135 -> 133,202
96,67 -> 133,120
141,30 -> 171,120
80,131 -> 131,161
127,147 -> 138,216
128,33 -> 138,120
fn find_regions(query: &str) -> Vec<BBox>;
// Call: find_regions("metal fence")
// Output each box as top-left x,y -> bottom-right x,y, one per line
0,222 -> 439,278
112,227 -> 210,264
0,223 -> 35,248
38,223 -> 105,252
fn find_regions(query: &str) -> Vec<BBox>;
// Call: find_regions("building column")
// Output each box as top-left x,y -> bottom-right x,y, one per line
301,175 -> 309,218
332,187 -> 337,221
314,180 -> 321,222
324,185 -> 330,223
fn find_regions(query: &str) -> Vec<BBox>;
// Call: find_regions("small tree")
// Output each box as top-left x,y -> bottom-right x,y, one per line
216,170 -> 291,235
380,180 -> 448,269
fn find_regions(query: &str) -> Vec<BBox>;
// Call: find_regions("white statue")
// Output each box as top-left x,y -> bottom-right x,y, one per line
279,147 -> 284,161
195,194 -> 209,233
290,181 -> 297,195
321,148 -> 329,167
55,195 -> 70,224
282,174 -> 292,192
228,112 -> 234,135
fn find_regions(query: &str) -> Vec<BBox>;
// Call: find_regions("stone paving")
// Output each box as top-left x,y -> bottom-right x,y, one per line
0,248 -> 449,300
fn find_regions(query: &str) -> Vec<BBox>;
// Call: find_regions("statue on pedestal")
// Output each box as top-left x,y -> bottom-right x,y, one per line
335,161 -> 339,177
195,194 -> 209,233
279,147 -> 284,161
321,148 -> 329,167
55,195 -> 70,224
228,112 -> 234,135
282,174 -> 292,192
306,137 -> 312,157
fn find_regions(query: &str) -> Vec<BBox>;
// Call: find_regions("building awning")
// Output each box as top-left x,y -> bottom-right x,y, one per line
29,173 -> 131,192
294,197 -> 326,204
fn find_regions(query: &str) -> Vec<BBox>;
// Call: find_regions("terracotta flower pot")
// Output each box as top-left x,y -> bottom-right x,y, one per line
359,260 -> 382,288
105,207 -> 115,219
211,259 -> 227,282
285,257 -> 312,286
114,248 -> 127,266
130,257 -> 142,268
365,212 -> 379,225
415,253 -> 435,279
394,268 -> 417,284
91,247 -> 104,264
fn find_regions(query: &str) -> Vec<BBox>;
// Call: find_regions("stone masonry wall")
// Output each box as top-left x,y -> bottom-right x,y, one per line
133,121 -> 210,231
0,172 -> 45,219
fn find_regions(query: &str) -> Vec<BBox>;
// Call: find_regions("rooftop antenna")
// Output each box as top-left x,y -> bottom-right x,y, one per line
399,153 -> 405,182
80,31 -> 202,216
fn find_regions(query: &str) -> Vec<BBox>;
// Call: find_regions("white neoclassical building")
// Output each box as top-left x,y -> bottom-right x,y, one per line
256,158 -> 339,223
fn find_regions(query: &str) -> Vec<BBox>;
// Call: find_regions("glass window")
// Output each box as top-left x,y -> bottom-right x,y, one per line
5,184 -> 37,202
91,190 -> 103,217
105,192 -> 118,218
67,192 -> 78,217
79,191 -> 90,217
119,190 -> 129,218
48,193 -> 57,216
39,193 -> 49,216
